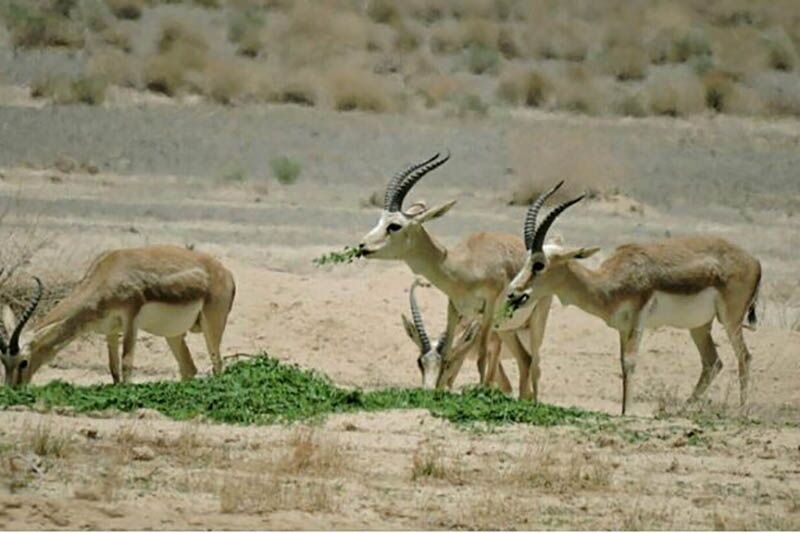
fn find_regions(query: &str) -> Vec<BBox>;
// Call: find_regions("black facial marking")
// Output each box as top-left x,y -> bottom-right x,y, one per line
532,261 -> 545,273
387,223 -> 402,234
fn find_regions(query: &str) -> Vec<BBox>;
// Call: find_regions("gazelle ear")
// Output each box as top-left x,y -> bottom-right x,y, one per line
412,200 -> 457,224
558,246 -> 601,261
2,305 -> 16,335
401,314 -> 424,350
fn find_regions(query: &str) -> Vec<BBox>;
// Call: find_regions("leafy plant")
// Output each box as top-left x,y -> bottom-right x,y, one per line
0,355 -> 601,428
270,156 -> 301,184
312,246 -> 364,266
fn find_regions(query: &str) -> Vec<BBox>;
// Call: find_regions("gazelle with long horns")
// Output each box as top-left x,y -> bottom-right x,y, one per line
402,279 -> 483,388
501,183 -> 762,414
0,245 -> 236,387
358,152 -> 557,399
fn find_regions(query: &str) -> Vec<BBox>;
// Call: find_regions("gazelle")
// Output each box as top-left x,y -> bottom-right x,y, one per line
402,279 -> 482,388
358,152 -> 557,400
0,245 -> 236,387
501,184 -> 762,414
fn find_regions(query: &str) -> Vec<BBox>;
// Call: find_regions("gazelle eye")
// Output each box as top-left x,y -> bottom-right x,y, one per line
18,360 -> 28,370
532,262 -> 545,272
387,223 -> 402,234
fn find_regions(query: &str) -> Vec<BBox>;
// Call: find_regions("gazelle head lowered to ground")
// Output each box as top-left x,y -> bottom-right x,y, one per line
0,277 -> 44,386
358,152 -> 456,259
504,182 -> 597,320
402,280 -> 480,388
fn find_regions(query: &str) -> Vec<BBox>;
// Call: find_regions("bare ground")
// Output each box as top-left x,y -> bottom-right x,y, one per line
0,100 -> 799,530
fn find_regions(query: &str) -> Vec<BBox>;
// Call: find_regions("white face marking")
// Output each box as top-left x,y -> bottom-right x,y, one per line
641,289 -> 719,330
359,210 -> 410,259
419,350 -> 441,388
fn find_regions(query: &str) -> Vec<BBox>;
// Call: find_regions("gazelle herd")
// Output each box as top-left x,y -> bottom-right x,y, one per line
0,153 -> 761,415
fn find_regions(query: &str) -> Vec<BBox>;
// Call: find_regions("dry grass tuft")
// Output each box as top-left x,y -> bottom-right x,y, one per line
410,439 -> 464,484
227,6 -> 265,58
88,48 -> 139,88
3,2 -> 85,50
31,72 -> 109,105
416,73 -> 462,108
202,60 -> 248,105
328,67 -> 393,113
219,474 -> 337,514
277,426 -> 345,475
508,441 -> 612,493
24,421 -> 73,459
603,45 -> 649,81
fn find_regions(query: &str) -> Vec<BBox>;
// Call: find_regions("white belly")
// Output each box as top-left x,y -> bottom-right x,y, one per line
137,300 -> 204,337
643,289 -> 718,329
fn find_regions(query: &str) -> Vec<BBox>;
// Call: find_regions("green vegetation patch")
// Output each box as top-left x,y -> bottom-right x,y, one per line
0,355 -> 601,427
312,246 -> 364,266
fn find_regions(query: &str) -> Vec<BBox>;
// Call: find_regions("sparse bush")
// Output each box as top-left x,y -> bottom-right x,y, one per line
100,25 -> 132,53
644,69 -> 706,117
270,156 -> 301,184
430,21 -> 463,55
411,440 -> 463,483
105,0 -> 144,20
329,67 -> 392,113
672,28 -> 712,63
228,6 -> 265,58
143,19 -> 209,96
749,71 -> 800,117
702,70 -> 736,112
497,26 -> 521,59
31,73 -> 108,105
460,17 -> 498,49
497,66 -> 553,108
764,28 -> 798,71
203,60 -> 247,104
530,22 -> 588,62
366,0 -> 398,25
3,2 -> 84,49
416,74 -> 462,108
26,422 -> 72,459
453,93 -> 488,118
143,54 -> 185,96
393,21 -> 421,52
466,43 -> 499,75
614,92 -> 647,117
278,427 -> 344,475
603,46 -> 648,81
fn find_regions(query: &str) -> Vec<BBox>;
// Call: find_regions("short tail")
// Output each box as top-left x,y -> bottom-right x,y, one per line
745,268 -> 761,330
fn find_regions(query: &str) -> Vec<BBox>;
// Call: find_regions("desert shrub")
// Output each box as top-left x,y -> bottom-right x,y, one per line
529,22 -> 588,62
99,25 -> 132,53
644,68 -> 705,117
465,43 -> 499,75
203,61 -> 247,105
3,2 -> 84,49
452,93 -> 488,118
143,54 -> 185,96
614,92 -> 647,117
270,156 -> 301,184
393,21 -> 421,52
430,21 -> 463,55
157,19 -> 208,63
105,0 -> 144,20
143,19 -> 209,96
271,74 -> 318,107
763,28 -> 798,71
648,27 -> 712,65
228,6 -> 265,58
603,45 -> 648,81
497,26 -> 521,59
748,71 -> 800,117
702,70 -> 736,112
328,67 -> 392,113
415,74 -> 462,108
31,73 -> 108,105
366,0 -> 398,25
460,17 -> 498,49
497,66 -> 553,107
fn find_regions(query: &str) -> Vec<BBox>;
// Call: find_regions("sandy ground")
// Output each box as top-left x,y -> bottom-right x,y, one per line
0,98 -> 799,530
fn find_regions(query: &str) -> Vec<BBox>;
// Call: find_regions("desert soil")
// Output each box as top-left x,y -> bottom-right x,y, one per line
0,96 -> 798,530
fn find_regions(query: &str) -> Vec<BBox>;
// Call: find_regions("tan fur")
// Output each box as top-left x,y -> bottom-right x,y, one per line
362,209 -> 555,400
16,245 -> 235,385
507,236 -> 761,414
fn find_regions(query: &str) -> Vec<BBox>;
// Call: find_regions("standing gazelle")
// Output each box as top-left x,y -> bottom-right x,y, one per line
0,245 -> 236,387
501,185 -> 762,414
358,152 -> 559,400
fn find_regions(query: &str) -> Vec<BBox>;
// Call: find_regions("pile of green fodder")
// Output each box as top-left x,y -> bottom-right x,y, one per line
0,354 -> 601,427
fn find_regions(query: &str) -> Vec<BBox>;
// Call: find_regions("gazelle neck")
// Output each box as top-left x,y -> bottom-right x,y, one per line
555,261 -> 613,324
402,226 -> 462,298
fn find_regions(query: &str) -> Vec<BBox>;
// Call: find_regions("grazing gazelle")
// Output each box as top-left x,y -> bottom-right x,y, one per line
501,186 -> 762,414
0,245 -> 236,387
358,152 -> 557,400
402,279 -> 482,388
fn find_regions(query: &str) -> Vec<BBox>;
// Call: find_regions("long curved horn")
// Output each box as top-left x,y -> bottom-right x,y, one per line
389,151 -> 451,212
524,181 -> 564,250
384,153 -> 441,211
530,195 -> 585,252
409,280 -> 431,353
9,276 -> 43,355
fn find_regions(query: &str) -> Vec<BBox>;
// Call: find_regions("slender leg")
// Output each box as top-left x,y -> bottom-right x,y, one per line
120,318 -> 138,384
436,301 -> 464,389
723,323 -> 753,406
200,304 -> 229,376
106,334 -> 121,384
166,335 -> 198,381
619,322 -> 644,416
527,296 -> 553,403
490,335 -> 512,394
497,331 -> 533,400
688,322 -> 723,401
